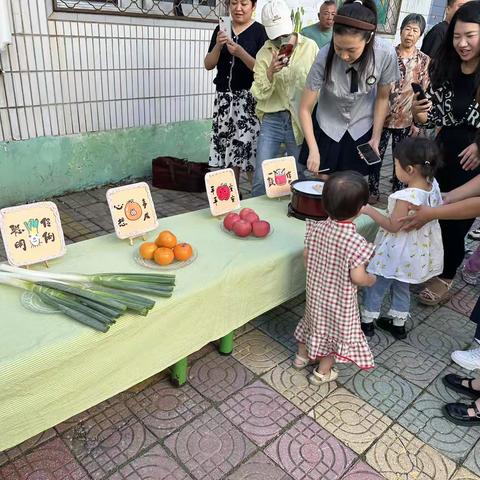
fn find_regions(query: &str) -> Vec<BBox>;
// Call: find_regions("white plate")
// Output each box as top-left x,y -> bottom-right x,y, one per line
21,291 -> 60,314
134,247 -> 197,270
220,222 -> 273,240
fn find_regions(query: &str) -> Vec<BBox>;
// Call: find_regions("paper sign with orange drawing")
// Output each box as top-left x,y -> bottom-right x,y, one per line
205,169 -> 240,216
0,201 -> 66,266
262,156 -> 298,198
106,182 -> 158,240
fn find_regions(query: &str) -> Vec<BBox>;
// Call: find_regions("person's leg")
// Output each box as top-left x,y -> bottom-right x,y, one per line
463,244 -> 480,285
309,354 -> 337,384
376,280 -> 410,340
251,113 -> 284,197
441,218 -> 475,280
361,275 -> 392,337
368,128 -> 391,200
390,127 -> 410,192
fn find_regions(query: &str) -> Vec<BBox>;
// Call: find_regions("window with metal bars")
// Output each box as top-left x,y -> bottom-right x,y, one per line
376,0 -> 402,35
53,0 -> 227,22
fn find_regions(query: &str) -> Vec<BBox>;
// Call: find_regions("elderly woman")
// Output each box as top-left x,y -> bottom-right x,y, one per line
368,13 -> 430,201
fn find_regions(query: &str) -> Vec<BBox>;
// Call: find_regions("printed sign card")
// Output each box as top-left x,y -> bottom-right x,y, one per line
106,182 -> 158,240
262,156 -> 298,198
205,168 -> 241,216
0,201 -> 66,267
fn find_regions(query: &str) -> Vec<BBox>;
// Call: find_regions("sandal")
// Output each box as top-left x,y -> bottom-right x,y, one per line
292,354 -> 314,370
308,368 -> 338,385
443,401 -> 480,426
418,277 -> 453,306
443,374 -> 480,399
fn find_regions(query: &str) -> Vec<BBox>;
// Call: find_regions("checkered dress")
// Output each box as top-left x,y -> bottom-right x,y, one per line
294,218 -> 376,369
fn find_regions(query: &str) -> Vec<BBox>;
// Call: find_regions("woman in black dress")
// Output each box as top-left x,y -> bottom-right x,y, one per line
204,0 -> 267,186
413,1 -> 480,305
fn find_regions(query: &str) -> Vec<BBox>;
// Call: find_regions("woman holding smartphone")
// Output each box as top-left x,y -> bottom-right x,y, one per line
412,1 -> 480,306
298,0 -> 399,177
204,0 -> 268,187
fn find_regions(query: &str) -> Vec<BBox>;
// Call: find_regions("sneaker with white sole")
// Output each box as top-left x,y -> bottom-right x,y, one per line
468,228 -> 480,240
451,347 -> 480,371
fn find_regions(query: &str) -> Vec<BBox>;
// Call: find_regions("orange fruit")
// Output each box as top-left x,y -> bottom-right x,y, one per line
153,247 -> 174,266
173,243 -> 193,261
139,242 -> 158,260
155,230 -> 177,248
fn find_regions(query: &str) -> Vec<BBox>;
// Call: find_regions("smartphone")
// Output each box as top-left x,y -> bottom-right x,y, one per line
357,143 -> 381,166
219,16 -> 231,39
411,82 -> 427,101
278,43 -> 293,59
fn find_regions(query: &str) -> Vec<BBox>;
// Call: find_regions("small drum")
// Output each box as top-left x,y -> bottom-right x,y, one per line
288,179 -> 327,221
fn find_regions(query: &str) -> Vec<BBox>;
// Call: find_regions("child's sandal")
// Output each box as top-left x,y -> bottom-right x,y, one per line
292,354 -> 314,370
308,368 -> 338,385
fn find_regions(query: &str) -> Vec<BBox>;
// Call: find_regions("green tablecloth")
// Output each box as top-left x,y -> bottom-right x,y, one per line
0,196 -> 378,450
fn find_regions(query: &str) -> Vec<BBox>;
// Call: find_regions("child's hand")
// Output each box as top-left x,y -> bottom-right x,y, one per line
367,274 -> 376,287
361,204 -> 373,216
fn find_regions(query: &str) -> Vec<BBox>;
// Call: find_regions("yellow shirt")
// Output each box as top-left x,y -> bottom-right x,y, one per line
251,34 -> 319,145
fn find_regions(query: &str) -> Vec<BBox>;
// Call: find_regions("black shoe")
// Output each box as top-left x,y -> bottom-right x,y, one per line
376,317 -> 407,340
443,402 -> 480,426
361,322 -> 375,338
443,374 -> 480,399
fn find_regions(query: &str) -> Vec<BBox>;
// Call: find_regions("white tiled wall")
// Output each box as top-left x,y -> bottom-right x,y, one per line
0,0 -> 216,141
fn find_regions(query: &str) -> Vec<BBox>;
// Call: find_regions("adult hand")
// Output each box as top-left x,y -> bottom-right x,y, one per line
459,143 -> 480,171
216,30 -> 229,47
267,52 -> 285,82
399,204 -> 434,231
411,93 -> 432,118
368,137 -> 380,156
306,149 -> 321,173
226,40 -> 245,58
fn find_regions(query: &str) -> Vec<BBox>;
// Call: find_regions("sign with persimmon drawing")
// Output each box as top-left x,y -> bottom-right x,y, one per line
0,202 -> 66,266
262,156 -> 298,198
205,169 -> 241,216
106,182 -> 158,240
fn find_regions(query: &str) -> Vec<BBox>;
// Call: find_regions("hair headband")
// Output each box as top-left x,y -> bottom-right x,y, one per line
334,14 -> 376,31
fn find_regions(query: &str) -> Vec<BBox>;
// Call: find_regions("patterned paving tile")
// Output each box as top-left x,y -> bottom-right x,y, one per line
189,351 -> 253,402
0,437 -> 89,479
427,364 -> 480,403
281,293 -> 306,310
340,461 -> 385,480
189,343 -> 216,364
0,429 -> 57,467
62,401 -> 156,480
309,388 -> 392,454
452,467 -> 480,480
447,285 -> 479,317
225,451 -> 293,480
264,416 -> 356,480
256,310 -> 301,351
291,302 -> 306,318
232,330 -> 291,375
219,380 -> 301,446
345,365 -> 421,420
125,378 -> 210,439
465,441 -> 480,477
262,360 -> 337,413
164,407 -> 255,480
366,423 -> 456,480
109,444 -> 191,479
424,306 -> 476,340
375,341 -> 447,388
252,305 -> 289,328
336,362 -> 361,385
398,391 -> 480,461
366,328 -> 395,357
234,322 -> 255,339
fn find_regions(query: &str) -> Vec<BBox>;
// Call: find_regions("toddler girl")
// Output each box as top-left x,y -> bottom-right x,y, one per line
361,137 -> 443,340
293,171 -> 376,385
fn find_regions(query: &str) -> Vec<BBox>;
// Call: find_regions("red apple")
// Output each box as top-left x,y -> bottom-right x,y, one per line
233,219 -> 252,237
239,208 -> 256,220
244,212 -> 260,224
252,220 -> 270,238
223,212 -> 240,231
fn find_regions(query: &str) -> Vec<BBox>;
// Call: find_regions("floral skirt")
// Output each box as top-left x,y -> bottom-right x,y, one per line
209,90 -> 260,172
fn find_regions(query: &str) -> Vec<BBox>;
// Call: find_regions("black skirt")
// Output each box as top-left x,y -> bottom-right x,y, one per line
299,111 -> 373,176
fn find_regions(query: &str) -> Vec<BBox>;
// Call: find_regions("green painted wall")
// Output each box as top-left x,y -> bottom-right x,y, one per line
0,120 -> 212,208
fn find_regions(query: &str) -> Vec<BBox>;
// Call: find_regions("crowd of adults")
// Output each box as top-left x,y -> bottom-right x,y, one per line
205,0 -> 480,425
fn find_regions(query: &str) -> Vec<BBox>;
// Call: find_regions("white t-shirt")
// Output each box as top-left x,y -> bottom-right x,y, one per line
367,179 -> 444,284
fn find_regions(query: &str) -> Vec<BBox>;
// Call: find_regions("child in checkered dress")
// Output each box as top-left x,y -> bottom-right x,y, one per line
293,171 -> 377,385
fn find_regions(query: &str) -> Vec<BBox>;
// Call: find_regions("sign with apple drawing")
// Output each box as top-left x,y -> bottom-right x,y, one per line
262,156 -> 298,198
204,169 -> 241,216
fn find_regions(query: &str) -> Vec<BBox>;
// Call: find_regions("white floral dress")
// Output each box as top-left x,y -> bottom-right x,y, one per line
367,179 -> 443,283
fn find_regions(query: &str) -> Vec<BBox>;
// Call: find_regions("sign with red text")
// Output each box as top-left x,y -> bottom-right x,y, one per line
0,202 -> 66,266
262,156 -> 298,198
205,169 -> 241,216
106,182 -> 158,240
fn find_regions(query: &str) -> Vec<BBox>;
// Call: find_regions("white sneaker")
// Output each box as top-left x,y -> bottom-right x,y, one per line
451,347 -> 480,371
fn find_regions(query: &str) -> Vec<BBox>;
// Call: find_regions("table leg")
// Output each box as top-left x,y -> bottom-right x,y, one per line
219,331 -> 234,356
170,357 -> 188,387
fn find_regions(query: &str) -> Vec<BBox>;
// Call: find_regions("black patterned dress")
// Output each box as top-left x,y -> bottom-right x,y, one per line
208,22 -> 267,172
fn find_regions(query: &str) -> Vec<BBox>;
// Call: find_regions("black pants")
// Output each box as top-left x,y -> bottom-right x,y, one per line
470,296 -> 480,341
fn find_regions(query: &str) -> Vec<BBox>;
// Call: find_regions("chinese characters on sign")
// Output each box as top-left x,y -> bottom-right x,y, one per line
261,156 -> 298,198
106,182 -> 158,240
204,169 -> 241,216
0,202 -> 66,267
